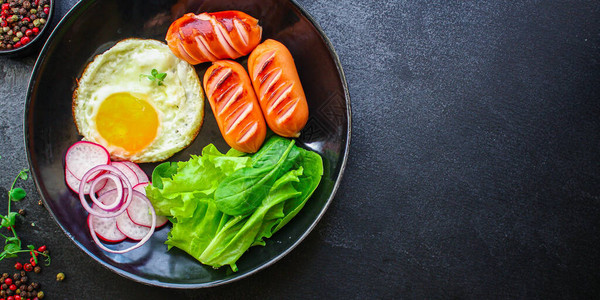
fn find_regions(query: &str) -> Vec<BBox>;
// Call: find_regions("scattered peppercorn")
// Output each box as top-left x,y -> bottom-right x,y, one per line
37,200 -> 43,206
17,209 -> 25,216
55,273 -> 64,282
22,264 -> 31,273
13,263 -> 21,271
32,267 -> 40,274
36,291 -> 43,299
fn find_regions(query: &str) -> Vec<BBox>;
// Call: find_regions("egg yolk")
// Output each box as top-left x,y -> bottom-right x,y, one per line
96,92 -> 159,154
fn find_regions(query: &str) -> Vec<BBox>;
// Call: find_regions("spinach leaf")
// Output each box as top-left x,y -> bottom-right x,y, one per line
214,139 -> 297,216
199,168 -> 303,271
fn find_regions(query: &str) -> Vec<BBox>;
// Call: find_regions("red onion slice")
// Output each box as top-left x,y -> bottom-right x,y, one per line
88,190 -> 156,254
79,165 -> 133,218
89,173 -> 123,211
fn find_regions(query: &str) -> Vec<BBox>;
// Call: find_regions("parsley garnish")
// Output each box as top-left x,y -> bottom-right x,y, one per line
140,69 -> 167,86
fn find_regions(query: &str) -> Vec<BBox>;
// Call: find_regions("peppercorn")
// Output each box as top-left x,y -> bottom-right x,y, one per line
12,273 -> 19,281
14,263 -> 22,271
32,267 -> 40,274
55,273 -> 65,282
14,281 -> 20,287
26,286 -> 32,292
19,272 -> 24,277
19,277 -> 26,284
9,284 -> 16,291
0,0 -> 47,50
1,283 -> 7,289
0,290 -> 5,296
30,282 -> 38,290
37,200 -> 42,206
22,264 -> 31,273
6,289 -> 13,296
5,278 -> 12,285
15,288 -> 20,294
36,292 -> 43,299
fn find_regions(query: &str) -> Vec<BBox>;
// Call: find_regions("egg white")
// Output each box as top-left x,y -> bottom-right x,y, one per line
73,38 -> 204,162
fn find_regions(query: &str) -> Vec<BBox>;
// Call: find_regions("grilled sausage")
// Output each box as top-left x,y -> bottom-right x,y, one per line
203,60 -> 267,153
166,11 -> 262,65
247,39 -> 309,138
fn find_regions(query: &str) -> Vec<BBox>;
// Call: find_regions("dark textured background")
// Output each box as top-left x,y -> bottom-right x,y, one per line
1,0 -> 600,298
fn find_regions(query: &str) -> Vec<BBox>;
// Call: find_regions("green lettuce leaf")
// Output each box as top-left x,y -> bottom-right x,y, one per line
146,144 -> 251,220
146,136 -> 323,271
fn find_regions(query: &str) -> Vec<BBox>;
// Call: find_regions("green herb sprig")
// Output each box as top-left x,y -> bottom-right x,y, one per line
0,168 -> 51,266
140,68 -> 167,86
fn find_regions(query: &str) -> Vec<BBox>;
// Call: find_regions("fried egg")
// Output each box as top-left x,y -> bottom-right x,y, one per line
73,39 -> 204,163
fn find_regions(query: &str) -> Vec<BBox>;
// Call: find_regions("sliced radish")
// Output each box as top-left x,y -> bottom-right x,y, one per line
116,210 -> 151,241
128,183 -> 168,228
88,190 -> 156,254
97,179 -> 118,196
88,206 -> 126,243
111,162 -> 140,187
122,161 -> 149,183
133,182 -> 149,194
65,141 -> 110,180
65,169 -> 107,194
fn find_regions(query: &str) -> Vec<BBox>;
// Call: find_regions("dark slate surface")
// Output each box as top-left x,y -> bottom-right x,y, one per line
1,0 -> 600,298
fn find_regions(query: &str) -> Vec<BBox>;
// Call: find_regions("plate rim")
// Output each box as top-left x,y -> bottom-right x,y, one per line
23,0 -> 352,289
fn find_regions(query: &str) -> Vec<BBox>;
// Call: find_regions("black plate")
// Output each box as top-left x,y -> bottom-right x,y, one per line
24,0 -> 350,288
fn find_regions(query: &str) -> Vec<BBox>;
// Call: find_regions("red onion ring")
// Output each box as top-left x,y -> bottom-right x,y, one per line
88,190 -> 157,253
79,165 -> 133,218
89,173 -> 123,211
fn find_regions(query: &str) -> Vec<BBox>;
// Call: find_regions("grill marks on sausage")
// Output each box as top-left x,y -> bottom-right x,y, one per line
207,66 -> 256,143
167,11 -> 261,65
253,50 -> 276,81
233,18 -> 249,47
254,50 -> 299,125
193,13 -> 243,59
194,34 -> 219,62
